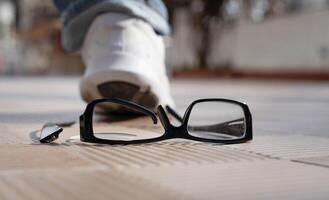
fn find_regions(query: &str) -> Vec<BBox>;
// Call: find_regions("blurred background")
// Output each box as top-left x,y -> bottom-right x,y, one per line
1,0 -> 329,79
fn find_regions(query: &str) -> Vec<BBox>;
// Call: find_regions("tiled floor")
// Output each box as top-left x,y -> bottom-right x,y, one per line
0,77 -> 329,200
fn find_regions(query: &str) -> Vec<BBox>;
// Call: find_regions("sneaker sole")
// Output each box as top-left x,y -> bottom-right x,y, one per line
97,81 -> 158,113
80,70 -> 172,113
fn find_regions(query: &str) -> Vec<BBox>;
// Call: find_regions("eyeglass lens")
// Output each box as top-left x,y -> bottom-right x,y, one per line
92,102 -> 164,141
187,102 -> 246,140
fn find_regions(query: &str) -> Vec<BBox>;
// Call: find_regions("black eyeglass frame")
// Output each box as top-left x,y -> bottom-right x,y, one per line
79,98 -> 252,145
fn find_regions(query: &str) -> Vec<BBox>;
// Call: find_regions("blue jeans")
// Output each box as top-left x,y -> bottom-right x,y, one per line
53,0 -> 170,52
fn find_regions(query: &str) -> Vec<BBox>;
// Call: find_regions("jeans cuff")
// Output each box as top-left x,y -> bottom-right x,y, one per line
61,0 -> 170,52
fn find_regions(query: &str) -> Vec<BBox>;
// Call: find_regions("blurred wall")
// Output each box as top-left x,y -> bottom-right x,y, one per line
232,10 -> 329,72
1,0 -> 329,75
169,1 -> 329,73
18,0 -> 84,75
0,0 -> 84,75
166,7 -> 200,69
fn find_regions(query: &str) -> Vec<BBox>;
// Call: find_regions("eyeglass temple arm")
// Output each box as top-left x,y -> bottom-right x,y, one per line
165,105 -> 184,123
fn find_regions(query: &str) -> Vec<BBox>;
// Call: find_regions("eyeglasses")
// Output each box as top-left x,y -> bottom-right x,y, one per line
77,98 -> 252,145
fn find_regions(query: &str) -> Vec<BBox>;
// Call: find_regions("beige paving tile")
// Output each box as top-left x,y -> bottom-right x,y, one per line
295,156 -> 329,168
0,145 -> 93,171
0,169 -> 188,200
229,135 -> 329,160
65,140 -> 273,169
1,77 -> 329,199
125,160 -> 329,200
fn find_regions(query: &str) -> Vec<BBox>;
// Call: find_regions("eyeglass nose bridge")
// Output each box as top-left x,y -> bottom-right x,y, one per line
157,106 -> 187,138
157,105 -> 171,130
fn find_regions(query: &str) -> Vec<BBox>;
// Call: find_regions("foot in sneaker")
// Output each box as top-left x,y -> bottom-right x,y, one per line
80,13 -> 174,112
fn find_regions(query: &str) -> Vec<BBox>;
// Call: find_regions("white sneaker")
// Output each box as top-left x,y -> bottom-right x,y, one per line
80,13 -> 174,112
